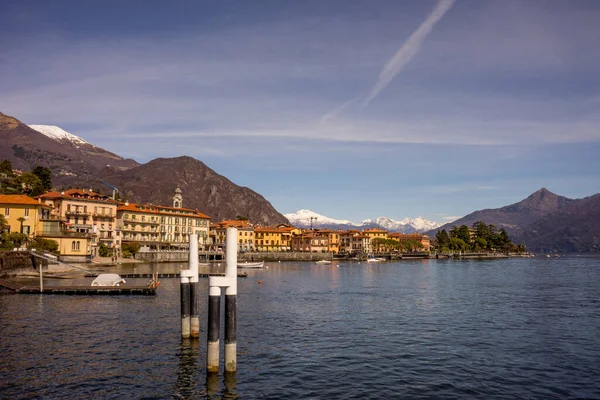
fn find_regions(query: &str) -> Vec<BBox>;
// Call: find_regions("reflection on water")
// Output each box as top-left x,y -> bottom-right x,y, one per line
2,258 -> 600,399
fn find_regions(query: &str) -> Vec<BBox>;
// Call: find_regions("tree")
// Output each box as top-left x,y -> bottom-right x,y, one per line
98,243 -> 111,257
235,216 -> 248,221
122,242 -> 141,257
15,172 -> 44,196
448,237 -> 469,251
0,159 -> 13,176
32,166 -> 52,191
435,229 -> 450,249
0,214 -> 7,231
0,232 -> 27,249
17,217 -> 26,234
29,237 -> 59,253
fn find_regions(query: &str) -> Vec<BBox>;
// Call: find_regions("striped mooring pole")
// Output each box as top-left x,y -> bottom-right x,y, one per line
180,234 -> 199,339
207,227 -> 238,373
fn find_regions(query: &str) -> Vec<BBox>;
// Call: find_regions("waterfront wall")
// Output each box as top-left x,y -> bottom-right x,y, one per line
238,252 -> 334,262
133,250 -> 334,263
0,251 -> 38,277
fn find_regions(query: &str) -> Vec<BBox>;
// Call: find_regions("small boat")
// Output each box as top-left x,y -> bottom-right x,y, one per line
315,260 -> 331,265
91,273 -> 126,286
237,261 -> 264,269
367,257 -> 385,263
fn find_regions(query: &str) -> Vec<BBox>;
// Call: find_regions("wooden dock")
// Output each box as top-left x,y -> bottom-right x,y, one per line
0,278 -> 156,295
83,272 -> 248,279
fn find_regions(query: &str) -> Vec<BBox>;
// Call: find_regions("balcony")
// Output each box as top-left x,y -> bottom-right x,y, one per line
137,220 -> 160,225
71,224 -> 93,230
65,210 -> 90,216
93,212 -> 115,218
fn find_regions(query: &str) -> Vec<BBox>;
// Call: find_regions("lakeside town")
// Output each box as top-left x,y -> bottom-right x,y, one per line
1,186 -> 432,263
1,160 -> 525,265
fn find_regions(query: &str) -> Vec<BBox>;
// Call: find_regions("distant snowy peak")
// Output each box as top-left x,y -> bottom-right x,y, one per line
29,125 -> 89,146
284,209 -> 354,226
284,210 -> 443,233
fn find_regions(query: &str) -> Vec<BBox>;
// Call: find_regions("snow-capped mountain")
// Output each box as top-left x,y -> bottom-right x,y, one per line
284,210 -> 444,233
29,125 -> 90,147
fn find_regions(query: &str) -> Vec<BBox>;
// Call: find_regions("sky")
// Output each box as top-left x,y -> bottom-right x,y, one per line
1,0 -> 599,224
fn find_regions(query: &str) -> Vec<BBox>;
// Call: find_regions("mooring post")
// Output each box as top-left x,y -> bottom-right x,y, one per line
189,234 -> 200,338
180,272 -> 191,339
207,285 -> 221,373
207,226 -> 238,374
224,227 -> 238,373
39,263 -> 43,294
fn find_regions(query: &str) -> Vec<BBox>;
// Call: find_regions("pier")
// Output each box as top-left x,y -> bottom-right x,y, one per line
0,278 -> 156,295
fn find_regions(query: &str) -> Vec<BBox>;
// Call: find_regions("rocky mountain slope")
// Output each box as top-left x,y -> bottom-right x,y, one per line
0,112 -> 289,225
0,113 -> 138,184
427,188 -> 599,252
100,156 -> 288,225
285,209 -> 442,233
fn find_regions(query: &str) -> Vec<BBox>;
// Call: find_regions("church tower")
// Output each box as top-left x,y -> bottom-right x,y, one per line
173,187 -> 183,208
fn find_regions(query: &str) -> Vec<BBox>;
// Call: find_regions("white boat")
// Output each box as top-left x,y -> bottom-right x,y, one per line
315,260 -> 331,265
91,273 -> 126,286
237,261 -> 264,269
367,257 -> 385,263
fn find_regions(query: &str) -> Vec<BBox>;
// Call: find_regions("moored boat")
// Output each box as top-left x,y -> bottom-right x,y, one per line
315,260 -> 331,265
237,261 -> 265,269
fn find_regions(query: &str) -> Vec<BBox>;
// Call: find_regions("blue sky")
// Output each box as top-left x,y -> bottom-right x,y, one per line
1,0 -> 599,223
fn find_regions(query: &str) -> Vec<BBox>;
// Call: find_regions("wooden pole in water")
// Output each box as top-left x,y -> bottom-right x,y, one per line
39,263 -> 43,293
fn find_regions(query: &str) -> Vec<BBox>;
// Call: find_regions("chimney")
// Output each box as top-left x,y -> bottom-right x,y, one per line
125,200 -> 129,206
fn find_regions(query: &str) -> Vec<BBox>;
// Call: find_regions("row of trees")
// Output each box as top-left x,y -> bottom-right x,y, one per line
371,238 -> 424,253
0,159 -> 53,196
434,221 -> 526,253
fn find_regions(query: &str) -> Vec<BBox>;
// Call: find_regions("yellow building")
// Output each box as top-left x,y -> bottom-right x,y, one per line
37,189 -> 119,256
0,194 -> 51,237
1,194 -> 91,261
209,220 -> 254,252
362,228 -> 389,241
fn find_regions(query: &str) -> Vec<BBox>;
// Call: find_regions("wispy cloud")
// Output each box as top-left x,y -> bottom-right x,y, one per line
363,0 -> 456,105
442,216 -> 461,221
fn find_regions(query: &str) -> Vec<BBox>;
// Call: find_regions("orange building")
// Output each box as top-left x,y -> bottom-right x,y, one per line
388,233 -> 431,251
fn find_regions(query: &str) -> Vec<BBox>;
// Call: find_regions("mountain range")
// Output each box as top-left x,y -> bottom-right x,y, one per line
285,209 -> 443,233
0,112 -> 288,225
426,188 -> 600,253
2,110 -> 598,251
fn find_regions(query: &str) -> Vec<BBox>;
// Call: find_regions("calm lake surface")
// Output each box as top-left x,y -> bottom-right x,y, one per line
1,256 -> 600,399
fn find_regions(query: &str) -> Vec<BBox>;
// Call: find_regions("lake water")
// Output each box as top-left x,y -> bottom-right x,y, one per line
1,256 -> 599,399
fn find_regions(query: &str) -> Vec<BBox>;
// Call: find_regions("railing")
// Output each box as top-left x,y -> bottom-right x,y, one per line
136,220 -> 160,225
39,231 -> 91,238
72,224 -> 93,230
65,210 -> 90,216
93,212 -> 115,218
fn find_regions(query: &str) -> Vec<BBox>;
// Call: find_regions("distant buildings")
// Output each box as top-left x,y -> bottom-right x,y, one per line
2,187 -> 431,259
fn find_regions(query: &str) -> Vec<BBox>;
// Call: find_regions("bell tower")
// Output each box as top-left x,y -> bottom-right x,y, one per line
173,187 -> 183,208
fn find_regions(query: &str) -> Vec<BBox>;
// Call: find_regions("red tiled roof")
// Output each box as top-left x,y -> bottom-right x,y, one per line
117,202 -> 210,219
0,194 -> 51,207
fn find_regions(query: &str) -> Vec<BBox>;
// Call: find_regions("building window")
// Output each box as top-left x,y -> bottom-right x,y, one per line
24,208 -> 29,217
4,207 -> 9,216
71,241 -> 76,251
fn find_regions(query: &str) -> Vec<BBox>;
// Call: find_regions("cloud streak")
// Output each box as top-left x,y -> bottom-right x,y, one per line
363,0 -> 455,105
